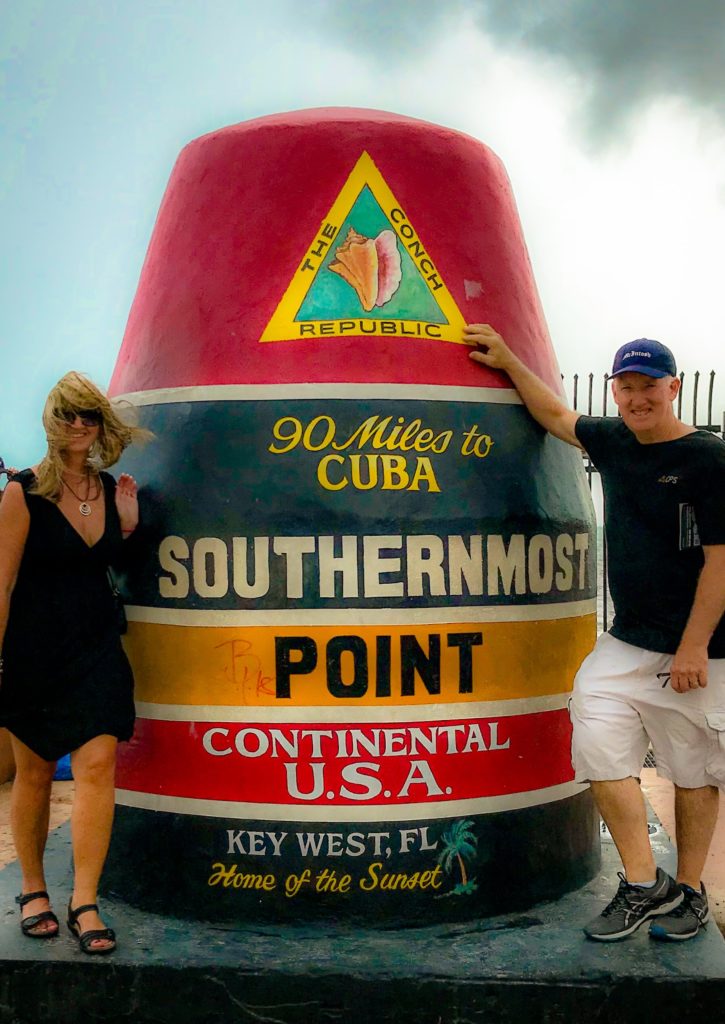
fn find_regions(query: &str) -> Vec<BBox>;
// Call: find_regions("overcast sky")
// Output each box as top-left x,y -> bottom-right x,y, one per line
2,0 -> 724,467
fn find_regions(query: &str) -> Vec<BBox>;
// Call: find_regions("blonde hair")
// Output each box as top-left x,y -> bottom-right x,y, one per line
31,372 -> 151,502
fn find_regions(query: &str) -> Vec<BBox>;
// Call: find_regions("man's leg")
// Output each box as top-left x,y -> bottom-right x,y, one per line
571,635 -> 683,939
647,784 -> 718,941
582,775 -> 682,940
571,632 -> 652,879
590,777 -> 656,882
674,784 -> 719,887
637,653 -> 725,941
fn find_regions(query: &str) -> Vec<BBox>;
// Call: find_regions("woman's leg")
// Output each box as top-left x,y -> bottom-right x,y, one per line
69,734 -> 118,951
9,735 -> 58,934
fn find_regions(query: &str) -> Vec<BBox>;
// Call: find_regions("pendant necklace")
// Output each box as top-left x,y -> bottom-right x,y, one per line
63,474 -> 97,517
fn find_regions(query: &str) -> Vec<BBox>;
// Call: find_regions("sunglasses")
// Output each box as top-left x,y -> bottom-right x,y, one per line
61,409 -> 102,427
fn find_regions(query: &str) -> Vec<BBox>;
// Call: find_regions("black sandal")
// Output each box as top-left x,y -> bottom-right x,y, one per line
16,890 -> 59,938
67,901 -> 116,955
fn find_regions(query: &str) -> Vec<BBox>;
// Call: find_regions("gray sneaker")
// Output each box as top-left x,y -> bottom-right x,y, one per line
584,868 -> 683,941
649,883 -> 709,941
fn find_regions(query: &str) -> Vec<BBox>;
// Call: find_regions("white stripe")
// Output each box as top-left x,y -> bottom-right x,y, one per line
114,780 -> 583,822
134,693 -> 570,723
113,383 -> 522,406
126,598 -> 596,628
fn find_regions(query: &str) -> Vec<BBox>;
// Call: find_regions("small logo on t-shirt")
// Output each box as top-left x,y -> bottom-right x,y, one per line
679,503 -> 701,550
658,474 -> 680,484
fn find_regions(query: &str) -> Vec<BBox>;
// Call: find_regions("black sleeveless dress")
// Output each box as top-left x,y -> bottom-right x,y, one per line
0,469 -> 135,761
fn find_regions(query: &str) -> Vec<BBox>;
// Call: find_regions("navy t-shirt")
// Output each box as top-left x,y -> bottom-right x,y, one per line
574,417 -> 725,657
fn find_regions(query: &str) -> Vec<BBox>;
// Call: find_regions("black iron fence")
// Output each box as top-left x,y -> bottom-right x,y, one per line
563,370 -> 723,632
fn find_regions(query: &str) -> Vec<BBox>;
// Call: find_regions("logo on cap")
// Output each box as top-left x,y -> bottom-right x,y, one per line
610,339 -> 677,379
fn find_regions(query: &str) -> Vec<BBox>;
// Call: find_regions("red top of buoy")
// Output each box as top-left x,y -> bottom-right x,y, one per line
110,108 -> 561,395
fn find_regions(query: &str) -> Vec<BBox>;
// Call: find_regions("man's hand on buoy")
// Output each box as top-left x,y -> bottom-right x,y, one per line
464,324 -> 514,370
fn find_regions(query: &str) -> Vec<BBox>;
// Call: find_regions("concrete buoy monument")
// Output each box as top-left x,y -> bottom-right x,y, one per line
105,108 -> 599,923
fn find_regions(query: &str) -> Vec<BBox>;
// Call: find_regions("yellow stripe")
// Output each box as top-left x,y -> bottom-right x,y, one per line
124,615 -> 595,708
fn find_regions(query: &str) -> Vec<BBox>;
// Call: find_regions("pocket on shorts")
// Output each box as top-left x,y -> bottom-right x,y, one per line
705,711 -> 725,785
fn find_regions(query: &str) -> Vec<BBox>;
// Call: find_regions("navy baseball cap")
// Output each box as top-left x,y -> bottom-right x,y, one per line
610,338 -> 677,379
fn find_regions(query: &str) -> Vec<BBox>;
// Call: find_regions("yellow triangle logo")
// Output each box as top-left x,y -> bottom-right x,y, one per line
260,151 -> 466,344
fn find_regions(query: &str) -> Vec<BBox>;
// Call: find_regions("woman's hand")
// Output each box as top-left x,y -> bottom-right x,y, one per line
115,474 -> 139,536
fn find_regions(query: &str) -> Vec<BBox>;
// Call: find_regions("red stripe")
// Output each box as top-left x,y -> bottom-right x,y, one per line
116,711 -> 574,808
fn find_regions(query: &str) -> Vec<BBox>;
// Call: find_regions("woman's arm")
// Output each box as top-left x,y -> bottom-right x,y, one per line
0,482 -> 30,659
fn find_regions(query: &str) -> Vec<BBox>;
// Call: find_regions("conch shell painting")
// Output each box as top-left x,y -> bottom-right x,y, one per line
328,227 -> 403,311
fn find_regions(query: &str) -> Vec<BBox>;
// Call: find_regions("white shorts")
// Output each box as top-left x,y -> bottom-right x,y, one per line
570,632 -> 725,789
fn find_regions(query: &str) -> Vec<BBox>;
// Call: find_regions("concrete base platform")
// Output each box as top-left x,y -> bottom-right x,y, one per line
1,808 -> 724,1024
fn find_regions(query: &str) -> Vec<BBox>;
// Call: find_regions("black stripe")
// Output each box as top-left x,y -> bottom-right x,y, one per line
103,792 -> 600,924
118,399 -> 596,610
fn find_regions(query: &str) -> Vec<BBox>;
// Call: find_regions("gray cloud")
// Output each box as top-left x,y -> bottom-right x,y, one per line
478,0 -> 725,134
297,0 -> 725,137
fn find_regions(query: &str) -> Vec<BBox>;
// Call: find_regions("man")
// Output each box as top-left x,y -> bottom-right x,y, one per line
466,324 -> 725,942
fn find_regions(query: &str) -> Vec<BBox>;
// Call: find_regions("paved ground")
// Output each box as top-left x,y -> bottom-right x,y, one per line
1,774 -> 724,932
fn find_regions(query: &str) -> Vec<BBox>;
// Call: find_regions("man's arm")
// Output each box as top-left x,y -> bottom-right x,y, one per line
670,545 -> 725,692
465,323 -> 582,448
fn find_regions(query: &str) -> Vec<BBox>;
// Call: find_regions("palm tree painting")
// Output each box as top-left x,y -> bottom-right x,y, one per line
436,819 -> 478,897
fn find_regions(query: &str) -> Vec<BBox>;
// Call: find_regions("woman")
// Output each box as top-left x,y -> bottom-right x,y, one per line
0,462 -> 19,785
0,372 -> 147,955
